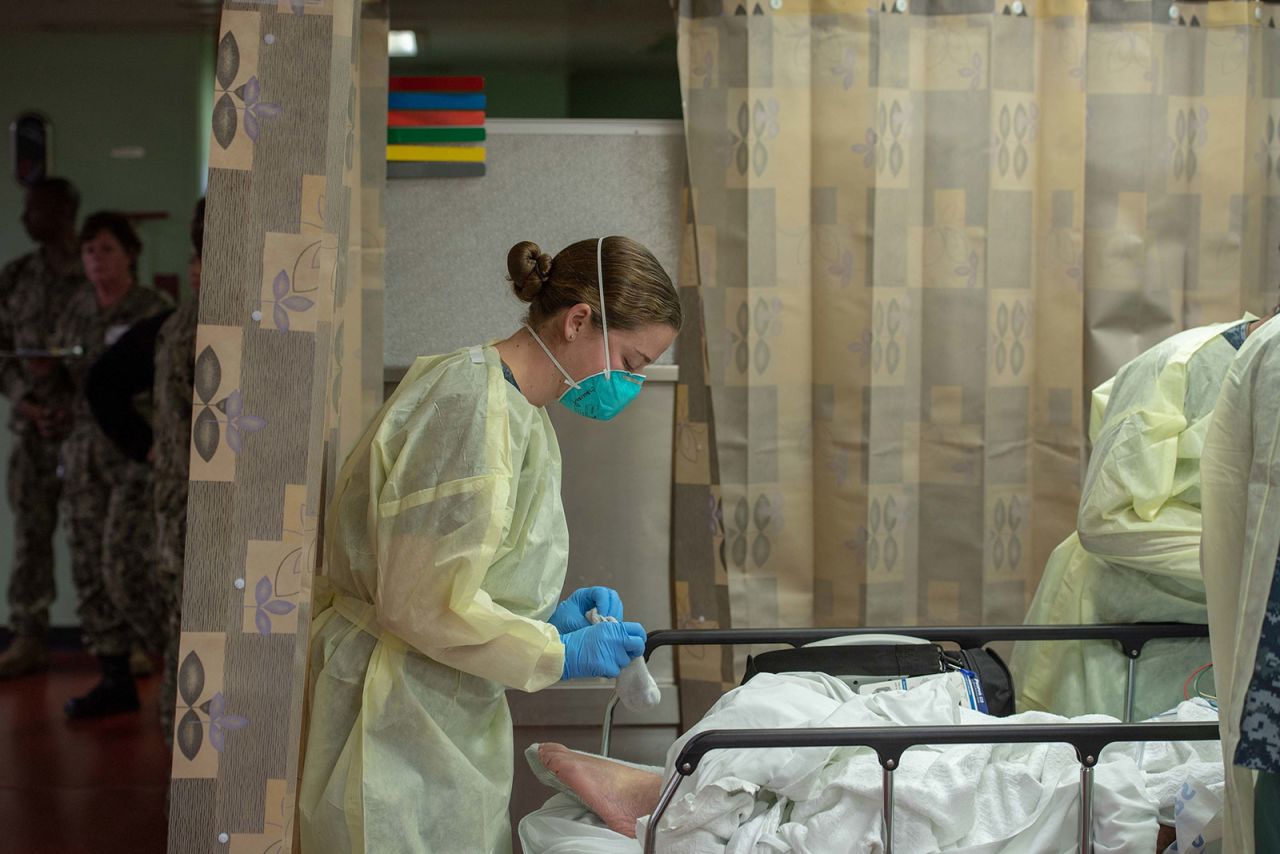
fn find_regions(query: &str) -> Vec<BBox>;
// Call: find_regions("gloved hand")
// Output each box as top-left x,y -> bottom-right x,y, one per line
561,620 -> 646,681
549,586 -> 623,635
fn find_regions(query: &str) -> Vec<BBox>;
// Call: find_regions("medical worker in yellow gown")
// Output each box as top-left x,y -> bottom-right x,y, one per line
1012,310 -> 1268,720
298,236 -> 682,853
1202,313 -> 1280,854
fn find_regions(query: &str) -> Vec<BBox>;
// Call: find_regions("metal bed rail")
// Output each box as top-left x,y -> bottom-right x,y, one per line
601,623 -> 1210,756
642,720 -> 1221,854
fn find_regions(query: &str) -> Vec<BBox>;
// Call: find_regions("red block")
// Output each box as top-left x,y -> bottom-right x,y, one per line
390,76 -> 485,92
387,110 -> 486,127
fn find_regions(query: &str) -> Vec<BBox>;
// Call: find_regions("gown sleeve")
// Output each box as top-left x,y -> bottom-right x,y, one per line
1076,356 -> 1203,581
370,369 -> 565,692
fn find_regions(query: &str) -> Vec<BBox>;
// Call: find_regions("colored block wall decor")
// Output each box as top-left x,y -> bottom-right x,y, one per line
386,76 -> 485,178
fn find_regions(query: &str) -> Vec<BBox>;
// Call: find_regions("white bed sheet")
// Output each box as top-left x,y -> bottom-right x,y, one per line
519,673 -> 1224,854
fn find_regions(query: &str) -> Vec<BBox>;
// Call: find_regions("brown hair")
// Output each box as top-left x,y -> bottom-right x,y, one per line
79,210 -> 142,275
507,236 -> 682,333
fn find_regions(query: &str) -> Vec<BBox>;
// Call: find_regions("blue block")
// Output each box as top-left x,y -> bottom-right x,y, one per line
387,92 -> 487,111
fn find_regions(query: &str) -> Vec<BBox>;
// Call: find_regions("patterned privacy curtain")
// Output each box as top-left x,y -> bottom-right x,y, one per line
167,1 -> 386,850
671,0 -> 1280,722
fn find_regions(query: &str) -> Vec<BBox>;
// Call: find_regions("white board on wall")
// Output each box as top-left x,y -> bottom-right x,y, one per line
384,119 -> 685,370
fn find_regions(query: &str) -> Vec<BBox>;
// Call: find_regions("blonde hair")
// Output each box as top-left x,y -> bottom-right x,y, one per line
507,236 -> 682,333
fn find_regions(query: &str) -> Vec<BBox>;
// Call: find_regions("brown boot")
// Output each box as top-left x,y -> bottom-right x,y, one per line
0,635 -> 49,678
129,646 -> 154,677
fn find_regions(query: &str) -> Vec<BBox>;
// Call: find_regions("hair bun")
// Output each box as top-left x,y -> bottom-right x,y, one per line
507,241 -> 553,302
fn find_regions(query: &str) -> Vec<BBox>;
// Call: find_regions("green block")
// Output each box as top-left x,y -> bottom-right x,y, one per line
386,127 -> 487,144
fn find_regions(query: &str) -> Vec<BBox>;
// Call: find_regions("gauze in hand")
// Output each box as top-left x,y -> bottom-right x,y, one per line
585,608 -> 661,711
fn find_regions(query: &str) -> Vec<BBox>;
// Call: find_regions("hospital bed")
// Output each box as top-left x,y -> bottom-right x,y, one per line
592,623 -> 1218,854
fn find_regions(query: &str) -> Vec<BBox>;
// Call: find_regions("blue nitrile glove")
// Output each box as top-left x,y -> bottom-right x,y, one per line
548,586 -> 624,635
560,620 -> 646,681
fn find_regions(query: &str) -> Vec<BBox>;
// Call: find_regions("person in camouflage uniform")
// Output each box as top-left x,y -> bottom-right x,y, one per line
153,199 -> 202,743
56,211 -> 170,718
0,178 -> 85,678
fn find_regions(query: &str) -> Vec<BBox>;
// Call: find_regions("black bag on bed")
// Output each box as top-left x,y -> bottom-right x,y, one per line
741,643 -> 1016,717
943,647 -> 1015,717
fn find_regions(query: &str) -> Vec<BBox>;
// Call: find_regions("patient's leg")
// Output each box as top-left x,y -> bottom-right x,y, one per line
537,743 -> 665,838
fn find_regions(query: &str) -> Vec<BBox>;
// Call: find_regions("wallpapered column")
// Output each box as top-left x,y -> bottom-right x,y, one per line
671,0 -> 1280,721
167,2 -> 386,851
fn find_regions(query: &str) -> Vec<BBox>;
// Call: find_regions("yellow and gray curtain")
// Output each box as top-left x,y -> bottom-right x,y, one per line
167,1 -> 386,849
671,0 -> 1280,721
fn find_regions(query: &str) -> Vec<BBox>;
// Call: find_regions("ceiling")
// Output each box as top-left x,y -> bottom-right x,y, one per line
395,1 -> 675,67
1,0 -> 676,66
1,0 -> 223,32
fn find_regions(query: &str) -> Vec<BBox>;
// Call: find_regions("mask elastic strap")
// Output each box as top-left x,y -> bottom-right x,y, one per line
597,236 -> 611,378
524,323 -> 580,390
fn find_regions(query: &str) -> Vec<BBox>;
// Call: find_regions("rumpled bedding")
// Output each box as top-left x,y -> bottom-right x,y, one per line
519,673 -> 1223,853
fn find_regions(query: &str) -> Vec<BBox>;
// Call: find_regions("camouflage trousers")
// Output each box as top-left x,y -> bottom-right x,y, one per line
5,429 -> 62,638
158,569 -> 183,746
62,429 -> 166,657
1234,552 -> 1280,774
154,473 -> 188,746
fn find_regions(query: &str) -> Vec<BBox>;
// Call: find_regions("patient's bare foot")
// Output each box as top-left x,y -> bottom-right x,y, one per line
538,743 -> 665,838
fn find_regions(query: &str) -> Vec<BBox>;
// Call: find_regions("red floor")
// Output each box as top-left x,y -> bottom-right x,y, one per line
0,650 -> 170,854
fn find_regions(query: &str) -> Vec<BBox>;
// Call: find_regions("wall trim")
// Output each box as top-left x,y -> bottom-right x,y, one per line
0,626 -> 82,650
487,118 -> 683,137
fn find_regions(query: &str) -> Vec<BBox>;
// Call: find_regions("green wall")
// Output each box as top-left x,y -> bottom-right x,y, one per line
0,31 -> 211,629
389,59 -> 681,119
567,69 -> 682,120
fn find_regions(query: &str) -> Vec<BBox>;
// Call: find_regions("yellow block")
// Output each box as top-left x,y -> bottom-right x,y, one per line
386,144 -> 486,163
